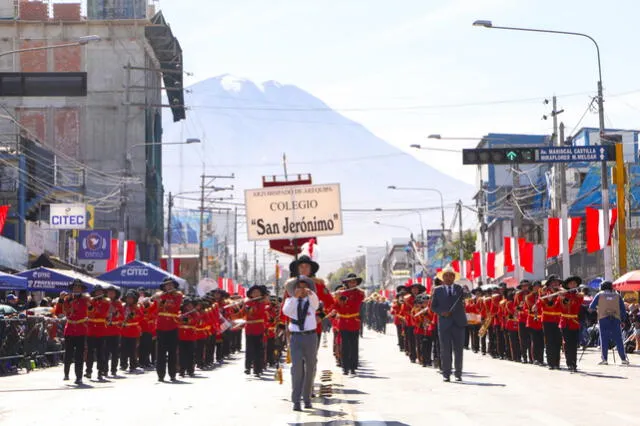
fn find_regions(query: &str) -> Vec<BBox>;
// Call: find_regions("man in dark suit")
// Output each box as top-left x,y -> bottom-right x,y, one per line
430,267 -> 468,382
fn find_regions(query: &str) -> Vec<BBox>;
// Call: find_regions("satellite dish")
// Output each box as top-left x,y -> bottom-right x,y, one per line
196,278 -> 218,296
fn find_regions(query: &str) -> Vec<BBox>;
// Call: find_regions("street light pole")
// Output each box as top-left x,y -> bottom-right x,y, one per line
472,19 -> 612,279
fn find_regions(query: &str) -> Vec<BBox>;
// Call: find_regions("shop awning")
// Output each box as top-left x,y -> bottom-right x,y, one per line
16,267 -> 115,292
98,260 -> 187,290
613,270 -> 640,292
0,271 -> 27,291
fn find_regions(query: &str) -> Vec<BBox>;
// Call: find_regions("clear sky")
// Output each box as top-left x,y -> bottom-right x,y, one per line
158,0 -> 640,185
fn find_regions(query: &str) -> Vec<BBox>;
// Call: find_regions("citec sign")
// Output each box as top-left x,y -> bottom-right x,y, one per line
49,203 -> 87,229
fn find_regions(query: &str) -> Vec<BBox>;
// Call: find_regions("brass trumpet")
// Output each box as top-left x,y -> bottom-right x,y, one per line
478,314 -> 493,338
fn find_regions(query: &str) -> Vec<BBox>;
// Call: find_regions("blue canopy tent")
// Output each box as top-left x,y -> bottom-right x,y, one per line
0,271 -> 27,291
98,260 -> 187,290
587,277 -> 603,290
16,267 -> 115,292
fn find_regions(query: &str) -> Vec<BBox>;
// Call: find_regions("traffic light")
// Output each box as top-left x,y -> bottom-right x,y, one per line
462,147 -> 537,165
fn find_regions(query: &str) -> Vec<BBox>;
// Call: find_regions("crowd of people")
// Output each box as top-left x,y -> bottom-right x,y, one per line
390,272 -> 636,374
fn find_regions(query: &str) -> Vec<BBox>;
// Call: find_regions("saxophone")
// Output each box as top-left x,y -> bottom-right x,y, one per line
478,313 -> 493,338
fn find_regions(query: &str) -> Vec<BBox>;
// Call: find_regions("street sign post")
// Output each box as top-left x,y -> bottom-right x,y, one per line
462,145 -> 616,165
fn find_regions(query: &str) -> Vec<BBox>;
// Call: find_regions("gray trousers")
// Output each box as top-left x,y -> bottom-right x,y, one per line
438,324 -> 465,377
290,332 -> 318,404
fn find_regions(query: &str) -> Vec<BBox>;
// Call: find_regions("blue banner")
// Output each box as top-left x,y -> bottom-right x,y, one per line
78,229 -> 111,260
0,271 -> 27,291
17,267 -> 99,292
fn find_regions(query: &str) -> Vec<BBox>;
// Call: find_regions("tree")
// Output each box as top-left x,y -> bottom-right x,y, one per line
438,230 -> 477,261
326,255 -> 365,289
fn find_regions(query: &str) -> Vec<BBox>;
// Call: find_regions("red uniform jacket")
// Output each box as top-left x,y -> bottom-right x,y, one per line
335,288 -> 365,332
391,301 -> 402,326
538,292 -> 561,324
243,300 -> 267,336
490,295 -> 503,327
557,292 -> 583,330
87,297 -> 110,337
525,292 -> 543,330
62,294 -> 90,337
504,300 -> 519,332
104,300 -> 124,336
178,311 -> 197,341
514,290 -> 529,323
156,291 -> 184,331
141,299 -> 158,336
413,306 -> 428,335
400,295 -> 415,328
121,304 -> 143,338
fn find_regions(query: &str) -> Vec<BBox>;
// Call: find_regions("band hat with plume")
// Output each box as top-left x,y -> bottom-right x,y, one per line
437,266 -> 461,281
285,276 -> 317,296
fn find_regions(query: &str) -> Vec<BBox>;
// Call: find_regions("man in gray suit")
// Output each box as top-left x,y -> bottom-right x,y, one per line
430,267 -> 468,382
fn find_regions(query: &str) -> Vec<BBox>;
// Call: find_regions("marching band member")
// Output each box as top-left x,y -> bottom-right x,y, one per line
104,285 -> 124,377
391,286 -> 407,351
514,280 -> 532,363
525,281 -> 544,365
85,285 -> 110,381
265,296 -> 279,368
331,284 -> 344,367
194,299 -> 208,370
61,279 -> 90,385
538,275 -> 563,370
120,290 -> 143,373
400,282 -> 420,363
557,276 -> 584,372
504,289 -> 521,362
178,298 -> 198,378
489,288 -> 503,359
465,289 -> 481,353
333,273 -> 365,376
210,289 -> 228,364
139,289 -> 158,369
243,284 -> 269,377
412,293 -> 431,367
155,277 -> 184,382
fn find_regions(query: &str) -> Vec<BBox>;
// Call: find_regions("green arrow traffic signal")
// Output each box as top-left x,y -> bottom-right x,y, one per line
506,151 -> 517,161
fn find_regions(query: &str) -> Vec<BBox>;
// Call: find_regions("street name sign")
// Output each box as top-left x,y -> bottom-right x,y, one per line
537,146 -> 614,162
462,145 -> 617,165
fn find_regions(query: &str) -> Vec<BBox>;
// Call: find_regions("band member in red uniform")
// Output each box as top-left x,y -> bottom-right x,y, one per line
557,276 -> 584,372
412,293 -> 430,366
139,289 -> 158,369
331,284 -> 345,367
333,273 -> 365,376
514,280 -> 532,363
504,289 -> 520,362
61,279 -> 90,384
210,289 -> 228,364
104,285 -> 124,377
525,281 -> 544,365
243,284 -> 269,377
538,275 -> 563,370
85,285 -> 110,380
391,286 -> 407,351
465,289 -> 481,353
178,298 -> 197,378
121,290 -> 143,373
155,277 -> 184,382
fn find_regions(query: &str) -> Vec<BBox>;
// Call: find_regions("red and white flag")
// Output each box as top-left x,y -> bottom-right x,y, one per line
217,277 -> 236,294
123,240 -> 136,264
546,217 -> 583,258
585,207 -> 618,253
486,252 -> 496,278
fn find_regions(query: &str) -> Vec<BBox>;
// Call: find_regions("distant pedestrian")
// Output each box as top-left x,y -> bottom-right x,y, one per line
589,281 -> 630,365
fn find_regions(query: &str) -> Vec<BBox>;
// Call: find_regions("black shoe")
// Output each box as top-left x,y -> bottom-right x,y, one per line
443,376 -> 450,382
455,376 -> 462,382
84,372 -> 91,379
244,369 -> 250,375
350,370 -> 356,375
293,404 -> 302,412
74,378 -> 83,385
304,402 -> 313,409
158,377 -> 165,382
342,370 -> 349,375
63,375 -> 69,381
170,377 -> 178,382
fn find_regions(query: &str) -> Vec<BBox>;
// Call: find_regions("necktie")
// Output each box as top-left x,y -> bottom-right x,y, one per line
297,298 -> 305,331
448,286 -> 452,297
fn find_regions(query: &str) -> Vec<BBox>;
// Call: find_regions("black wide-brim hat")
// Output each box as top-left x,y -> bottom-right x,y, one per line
284,276 -> 317,296
106,285 -> 121,299
124,290 -> 139,300
160,277 -> 178,291
289,255 -> 319,276
563,276 -> 583,288
341,273 -> 363,285
517,280 -> 531,290
248,284 -> 268,297
68,279 -> 88,291
544,274 -> 562,286
411,283 -> 426,293
396,285 -> 407,293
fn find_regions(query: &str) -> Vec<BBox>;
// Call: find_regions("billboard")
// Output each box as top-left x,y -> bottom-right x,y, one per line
49,203 -> 86,229
244,183 -> 343,241
425,229 -> 452,275
77,229 -> 111,260
166,209 -> 218,256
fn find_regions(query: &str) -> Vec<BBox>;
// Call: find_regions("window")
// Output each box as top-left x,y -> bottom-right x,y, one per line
0,73 -> 87,97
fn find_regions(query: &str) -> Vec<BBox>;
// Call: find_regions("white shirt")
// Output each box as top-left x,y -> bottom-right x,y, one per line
283,291 -> 319,332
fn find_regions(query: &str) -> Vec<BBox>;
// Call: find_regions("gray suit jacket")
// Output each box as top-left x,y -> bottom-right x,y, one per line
430,284 -> 468,329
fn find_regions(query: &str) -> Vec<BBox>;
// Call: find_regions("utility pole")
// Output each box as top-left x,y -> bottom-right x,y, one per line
262,248 -> 266,285
167,192 -> 173,273
549,96 -> 564,216
120,61 -> 132,248
512,165 -> 522,282
477,165 -> 487,288
457,200 -> 464,278
198,173 -> 234,282
559,123 -> 570,278
233,207 -> 238,282
598,81 -> 612,280
253,241 -> 257,283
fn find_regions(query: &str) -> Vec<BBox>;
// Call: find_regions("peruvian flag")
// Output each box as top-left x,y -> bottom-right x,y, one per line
425,277 -> 433,293
472,252 -> 481,279
486,252 -> 496,278
451,260 -> 461,273
106,239 -> 119,272
464,260 -> 473,281
518,239 -> 534,273
237,286 -> 246,298
547,217 -> 583,258
503,237 -> 515,268
586,207 -> 618,253
0,205 -> 9,234
218,277 -> 235,294
123,240 -> 136,264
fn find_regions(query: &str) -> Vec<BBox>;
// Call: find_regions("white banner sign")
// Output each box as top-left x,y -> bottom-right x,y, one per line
244,183 -> 343,241
49,203 -> 87,229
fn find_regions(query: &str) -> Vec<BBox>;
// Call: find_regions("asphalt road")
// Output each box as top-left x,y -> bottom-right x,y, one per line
1,329 -> 639,426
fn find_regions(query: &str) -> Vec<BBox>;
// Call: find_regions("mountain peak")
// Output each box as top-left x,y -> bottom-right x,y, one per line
218,74 -> 253,93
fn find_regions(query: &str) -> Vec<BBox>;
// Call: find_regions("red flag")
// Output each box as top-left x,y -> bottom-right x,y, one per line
227,279 -> 235,294
547,217 -> 560,258
124,240 -> 136,263
464,260 -> 473,281
518,238 -> 526,268
608,208 -> 618,246
586,207 -> 600,253
0,205 -> 9,234
569,217 -> 582,253
503,237 -> 513,267
451,260 -> 460,273
486,252 -> 496,278
160,258 -> 168,271
472,252 -> 481,279
426,277 -> 433,293
238,286 -> 246,297
106,239 -> 119,272
524,242 -> 535,273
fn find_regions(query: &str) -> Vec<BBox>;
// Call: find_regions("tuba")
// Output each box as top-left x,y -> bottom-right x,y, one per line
478,313 -> 493,338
